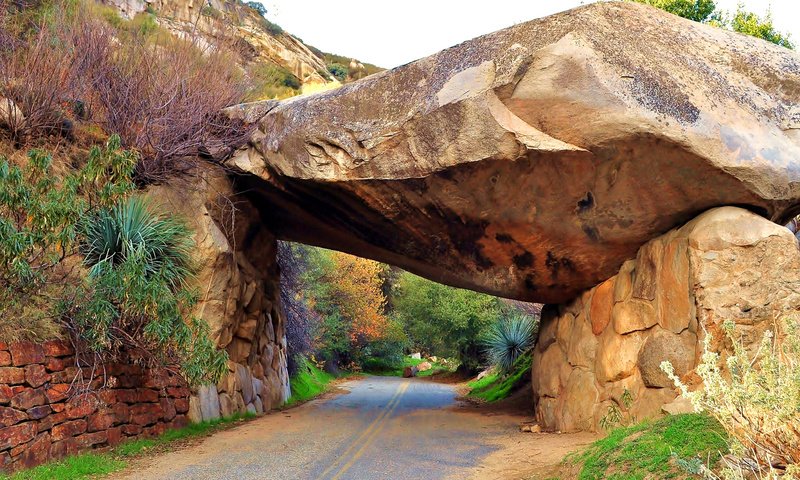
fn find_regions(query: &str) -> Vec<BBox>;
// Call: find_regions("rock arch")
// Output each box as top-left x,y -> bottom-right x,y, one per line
184,1 -> 800,427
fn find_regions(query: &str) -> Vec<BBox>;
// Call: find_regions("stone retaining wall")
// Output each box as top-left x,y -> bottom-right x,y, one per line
148,167 -> 291,423
532,207 -> 800,432
0,340 -> 190,472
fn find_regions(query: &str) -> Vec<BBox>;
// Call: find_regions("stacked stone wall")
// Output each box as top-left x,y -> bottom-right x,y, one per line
0,340 -> 189,472
532,207 -> 800,432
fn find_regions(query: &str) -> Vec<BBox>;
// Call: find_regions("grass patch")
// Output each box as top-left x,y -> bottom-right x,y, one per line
0,453 -> 124,480
285,357 -> 335,406
362,356 -> 455,377
467,352 -> 531,402
362,356 -> 423,377
572,413 -> 728,479
0,413 -> 256,479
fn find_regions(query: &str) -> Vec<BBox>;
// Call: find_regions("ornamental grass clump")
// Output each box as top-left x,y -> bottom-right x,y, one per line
483,312 -> 538,373
661,318 -> 800,479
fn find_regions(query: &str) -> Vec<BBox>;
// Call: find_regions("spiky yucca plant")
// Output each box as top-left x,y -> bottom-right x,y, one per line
483,313 -> 537,373
81,196 -> 194,290
74,195 -> 226,386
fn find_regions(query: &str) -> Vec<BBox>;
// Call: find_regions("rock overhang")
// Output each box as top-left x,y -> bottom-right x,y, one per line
222,1 -> 800,303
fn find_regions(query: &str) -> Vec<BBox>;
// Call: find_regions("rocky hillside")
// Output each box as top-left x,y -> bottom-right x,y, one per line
101,0 -> 337,93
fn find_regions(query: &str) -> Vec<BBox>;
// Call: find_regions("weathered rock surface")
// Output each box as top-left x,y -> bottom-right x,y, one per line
532,207 -> 800,432
225,1 -> 800,303
102,0 -> 331,86
148,166 -> 291,422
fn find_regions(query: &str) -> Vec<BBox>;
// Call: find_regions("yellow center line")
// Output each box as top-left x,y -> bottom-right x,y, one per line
315,381 -> 409,480
330,382 -> 410,480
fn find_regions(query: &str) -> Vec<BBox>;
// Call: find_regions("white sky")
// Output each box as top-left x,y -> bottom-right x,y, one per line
261,0 -> 799,68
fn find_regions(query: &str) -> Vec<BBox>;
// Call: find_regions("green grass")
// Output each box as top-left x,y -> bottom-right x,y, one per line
285,357 -> 335,406
0,413 -> 256,479
361,356 -> 455,377
467,352 -> 532,402
572,413 -> 728,480
0,453 -> 124,480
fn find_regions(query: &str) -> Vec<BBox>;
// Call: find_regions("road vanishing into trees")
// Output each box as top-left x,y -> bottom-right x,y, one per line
112,376 -> 594,480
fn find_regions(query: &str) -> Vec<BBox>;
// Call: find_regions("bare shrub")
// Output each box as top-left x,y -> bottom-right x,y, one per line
91,31 -> 251,183
0,16 -> 73,141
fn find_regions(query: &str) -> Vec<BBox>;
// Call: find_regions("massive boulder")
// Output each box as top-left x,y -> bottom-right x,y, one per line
225,1 -> 800,303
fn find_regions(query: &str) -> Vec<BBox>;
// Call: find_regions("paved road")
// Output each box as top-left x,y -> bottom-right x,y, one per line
114,376 -> 592,480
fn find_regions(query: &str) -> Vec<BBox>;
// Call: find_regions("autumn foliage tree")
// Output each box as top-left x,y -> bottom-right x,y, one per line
282,244 -> 398,370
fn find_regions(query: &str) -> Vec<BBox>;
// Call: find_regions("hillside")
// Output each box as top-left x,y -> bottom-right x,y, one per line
101,0 -> 380,98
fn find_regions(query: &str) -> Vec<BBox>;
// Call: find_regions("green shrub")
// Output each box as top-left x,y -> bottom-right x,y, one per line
662,318 -> 800,477
246,62 -> 302,101
327,63 -> 348,82
0,136 -> 136,341
70,195 -> 227,386
483,312 -> 537,373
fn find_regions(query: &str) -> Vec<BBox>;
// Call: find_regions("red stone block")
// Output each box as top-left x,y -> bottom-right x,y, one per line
169,415 -> 188,430
9,342 -> 45,366
106,426 -> 123,447
0,351 -> 11,367
48,366 -> 78,384
159,398 -> 177,421
26,405 -> 51,420
0,406 -> 27,427
24,365 -> 49,388
75,431 -> 107,448
0,342 -> 7,351
65,396 -> 97,419
41,340 -> 73,358
0,367 -> 25,385
174,398 -> 189,414
142,372 -> 167,389
50,403 -> 65,413
10,388 -> 45,410
166,387 -> 190,398
0,385 -> 13,404
117,374 -> 143,389
37,411 -> 67,433
143,422 -> 166,438
17,432 -> 50,469
51,419 -> 87,442
49,438 -> 77,460
44,357 -> 67,373
45,384 -> 71,403
0,422 -> 36,451
136,388 -> 159,403
130,403 -> 161,426
115,389 -> 137,404
111,403 -> 130,424
121,424 -> 141,436
87,411 -> 115,432
97,389 -> 116,405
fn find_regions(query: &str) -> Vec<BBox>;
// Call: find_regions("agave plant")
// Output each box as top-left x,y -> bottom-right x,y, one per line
81,196 -> 194,290
483,313 -> 538,373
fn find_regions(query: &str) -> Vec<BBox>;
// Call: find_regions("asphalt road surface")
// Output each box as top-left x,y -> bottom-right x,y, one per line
113,376 -> 593,480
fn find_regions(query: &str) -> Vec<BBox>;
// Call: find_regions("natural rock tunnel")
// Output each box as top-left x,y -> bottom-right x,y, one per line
175,2 -> 800,428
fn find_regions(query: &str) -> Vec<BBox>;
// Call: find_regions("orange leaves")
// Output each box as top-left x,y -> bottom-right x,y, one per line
327,251 -> 388,343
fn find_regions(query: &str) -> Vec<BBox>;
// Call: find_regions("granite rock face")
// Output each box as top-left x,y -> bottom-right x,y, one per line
225,1 -> 800,303
532,207 -> 800,432
148,166 -> 291,423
